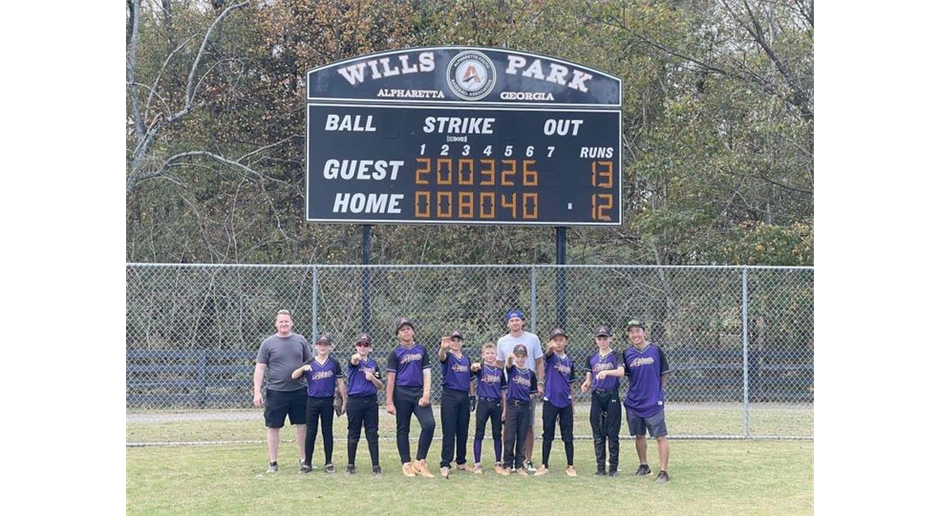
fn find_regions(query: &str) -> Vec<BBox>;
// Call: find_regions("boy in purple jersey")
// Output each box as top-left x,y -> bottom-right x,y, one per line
581,325 -> 625,476
385,317 -> 436,478
497,344 -> 538,476
623,320 -> 672,482
291,333 -> 347,474
469,342 -> 507,474
495,309 -> 544,473
437,330 -> 473,478
345,332 -> 384,475
534,328 -> 578,477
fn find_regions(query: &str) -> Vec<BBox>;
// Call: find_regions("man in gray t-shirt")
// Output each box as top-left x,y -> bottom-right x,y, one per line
495,309 -> 544,472
253,310 -> 312,473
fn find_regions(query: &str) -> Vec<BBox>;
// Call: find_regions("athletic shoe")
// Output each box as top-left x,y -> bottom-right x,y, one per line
472,463 -> 484,474
413,459 -> 435,478
299,461 -> 312,474
517,468 -> 528,476
402,463 -> 415,477
266,462 -> 278,473
524,460 -> 536,473
372,465 -> 382,476
325,463 -> 335,474
635,464 -> 652,476
495,464 -> 509,475
534,465 -> 549,476
566,465 -> 577,477
454,463 -> 469,471
595,469 -> 607,476
655,470 -> 670,483
440,466 -> 450,479
607,470 -> 620,478
345,464 -> 356,475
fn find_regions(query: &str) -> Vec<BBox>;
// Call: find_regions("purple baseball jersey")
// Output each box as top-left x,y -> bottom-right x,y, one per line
346,356 -> 380,397
505,364 -> 537,402
303,357 -> 343,398
387,343 -> 430,387
543,352 -> 576,408
623,343 -> 670,417
585,350 -> 624,391
473,364 -> 507,399
440,352 -> 472,392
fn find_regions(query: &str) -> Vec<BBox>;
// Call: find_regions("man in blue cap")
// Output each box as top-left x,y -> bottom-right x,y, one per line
495,309 -> 544,473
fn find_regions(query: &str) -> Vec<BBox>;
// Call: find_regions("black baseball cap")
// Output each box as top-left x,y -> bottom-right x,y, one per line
315,333 -> 333,346
596,325 -> 612,337
549,327 -> 567,339
395,317 -> 415,333
626,320 -> 645,331
450,330 -> 464,340
355,332 -> 371,345
512,344 -> 528,356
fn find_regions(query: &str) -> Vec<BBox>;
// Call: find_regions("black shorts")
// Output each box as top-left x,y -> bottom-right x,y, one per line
264,388 -> 307,428
626,408 -> 668,438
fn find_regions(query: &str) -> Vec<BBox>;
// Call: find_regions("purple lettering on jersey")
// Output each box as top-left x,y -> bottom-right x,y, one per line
587,350 -> 623,392
304,358 -> 342,398
441,352 -> 471,392
543,353 -> 575,408
346,357 -> 379,397
388,344 -> 429,387
623,344 -> 670,417
474,364 -> 505,399
506,365 -> 537,402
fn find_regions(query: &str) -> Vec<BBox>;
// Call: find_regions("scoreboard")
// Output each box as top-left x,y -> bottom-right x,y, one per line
306,47 -> 622,226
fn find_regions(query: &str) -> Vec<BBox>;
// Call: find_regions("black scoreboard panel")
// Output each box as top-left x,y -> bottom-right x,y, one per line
306,104 -> 621,225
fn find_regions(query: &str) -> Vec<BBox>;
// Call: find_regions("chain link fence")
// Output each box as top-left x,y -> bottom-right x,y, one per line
127,264 -> 813,442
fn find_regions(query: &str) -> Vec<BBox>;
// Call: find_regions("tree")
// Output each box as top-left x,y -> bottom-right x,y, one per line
126,0 -> 813,266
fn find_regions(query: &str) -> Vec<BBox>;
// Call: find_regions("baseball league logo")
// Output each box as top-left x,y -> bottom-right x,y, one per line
446,51 -> 497,100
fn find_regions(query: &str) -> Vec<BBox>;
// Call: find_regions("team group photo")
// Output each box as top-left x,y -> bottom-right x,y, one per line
126,0 -> 813,514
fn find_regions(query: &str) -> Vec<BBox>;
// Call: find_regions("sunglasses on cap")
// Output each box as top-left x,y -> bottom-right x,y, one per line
356,342 -> 371,347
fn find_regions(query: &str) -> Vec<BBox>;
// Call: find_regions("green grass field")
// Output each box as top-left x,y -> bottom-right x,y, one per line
127,440 -> 812,515
126,403 -> 812,443
127,405 -> 813,515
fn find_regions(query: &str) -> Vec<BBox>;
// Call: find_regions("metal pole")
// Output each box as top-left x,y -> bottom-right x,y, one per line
362,225 -> 372,333
311,265 -> 318,340
742,267 -> 750,438
555,227 -> 567,328
530,266 -> 537,334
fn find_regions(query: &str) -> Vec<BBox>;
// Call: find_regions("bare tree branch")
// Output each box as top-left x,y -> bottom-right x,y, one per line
191,58 -> 245,107
127,0 -> 249,198
792,0 -> 814,28
238,135 -> 301,162
127,0 -> 145,140
162,151 -> 292,186
720,0 -> 813,120
748,172 -> 813,195
182,2 -> 247,116
587,13 -> 730,76
127,81 -> 171,117
144,34 -> 199,120
586,1 -> 812,121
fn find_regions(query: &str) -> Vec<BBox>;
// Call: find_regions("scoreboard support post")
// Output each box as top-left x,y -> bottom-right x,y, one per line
555,226 -> 567,328
362,225 -> 372,332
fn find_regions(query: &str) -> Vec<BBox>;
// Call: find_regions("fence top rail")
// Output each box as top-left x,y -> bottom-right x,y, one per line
126,263 -> 314,270
127,350 -> 255,359
127,263 -> 813,271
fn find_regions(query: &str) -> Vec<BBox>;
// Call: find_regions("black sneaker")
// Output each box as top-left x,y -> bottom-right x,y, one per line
655,470 -> 669,483
372,465 -> 383,476
345,464 -> 355,475
607,470 -> 620,478
595,469 -> 607,476
300,461 -> 312,474
266,461 -> 278,473
325,463 -> 335,474
635,464 -> 652,476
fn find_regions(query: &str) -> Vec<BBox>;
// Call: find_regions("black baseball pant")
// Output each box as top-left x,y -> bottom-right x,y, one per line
473,397 -> 503,464
346,394 -> 380,467
303,396 -> 335,466
440,387 -> 471,468
393,386 -> 436,463
541,401 -> 575,467
590,389 -> 622,472
503,399 -> 531,470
